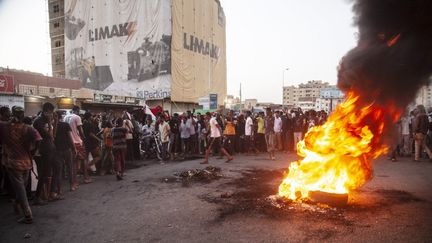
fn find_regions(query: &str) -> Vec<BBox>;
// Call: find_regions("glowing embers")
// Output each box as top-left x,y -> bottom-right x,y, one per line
278,92 -> 395,204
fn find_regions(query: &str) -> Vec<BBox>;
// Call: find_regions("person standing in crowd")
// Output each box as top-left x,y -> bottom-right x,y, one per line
112,118 -> 128,180
196,113 -> 205,154
186,111 -> 197,154
122,111 -> 135,161
235,114 -> 245,153
131,113 -> 142,160
100,121 -> 114,175
141,117 -> 154,158
0,106 -> 41,224
0,106 -> 12,197
169,113 -> 181,159
264,108 -> 276,160
284,112 -> 294,152
293,111 -> 304,152
256,112 -> 266,152
244,111 -> 258,155
180,115 -> 191,156
159,115 -> 171,162
223,113 -> 236,154
202,113 -> 233,164
399,112 -> 411,157
274,111 -> 283,151
82,112 -> 102,174
413,105 -> 432,162
64,105 -> 90,187
318,110 -> 328,125
33,102 -> 56,205
198,114 -> 209,155
53,111 -> 75,197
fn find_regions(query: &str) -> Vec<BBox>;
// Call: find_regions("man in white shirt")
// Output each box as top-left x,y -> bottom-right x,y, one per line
274,111 -> 283,151
141,117 -> 154,156
186,110 -> 197,154
201,113 -> 233,164
158,115 -> 171,161
245,111 -> 258,155
64,106 -> 90,187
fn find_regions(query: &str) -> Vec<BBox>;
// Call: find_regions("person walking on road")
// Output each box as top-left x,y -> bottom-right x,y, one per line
201,113 -> 233,164
413,105 -> 432,162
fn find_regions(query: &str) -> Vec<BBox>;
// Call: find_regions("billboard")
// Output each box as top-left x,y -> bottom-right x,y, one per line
64,0 -> 172,100
0,74 -> 14,93
171,0 -> 227,106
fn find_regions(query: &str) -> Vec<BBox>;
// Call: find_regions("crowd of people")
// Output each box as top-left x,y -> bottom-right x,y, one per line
1,102 -> 431,224
389,104 -> 432,162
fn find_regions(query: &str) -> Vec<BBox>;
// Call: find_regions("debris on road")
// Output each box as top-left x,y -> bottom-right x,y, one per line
220,192 -> 233,198
24,233 -> 31,239
174,166 -> 222,182
162,166 -> 223,185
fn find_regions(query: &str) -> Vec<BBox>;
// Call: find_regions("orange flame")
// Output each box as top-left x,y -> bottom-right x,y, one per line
278,91 -> 399,200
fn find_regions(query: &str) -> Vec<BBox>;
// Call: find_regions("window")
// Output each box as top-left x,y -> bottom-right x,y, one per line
55,54 -> 63,65
54,22 -> 60,28
49,88 -> 55,93
53,4 -> 60,13
55,40 -> 62,47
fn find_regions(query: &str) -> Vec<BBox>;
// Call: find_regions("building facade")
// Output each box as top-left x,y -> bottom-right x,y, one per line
48,0 -> 227,112
282,80 -> 331,109
0,68 -> 80,115
48,0 -> 66,78
413,78 -> 432,109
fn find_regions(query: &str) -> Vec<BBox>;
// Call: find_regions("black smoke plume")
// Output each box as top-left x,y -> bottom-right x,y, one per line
338,0 -> 432,108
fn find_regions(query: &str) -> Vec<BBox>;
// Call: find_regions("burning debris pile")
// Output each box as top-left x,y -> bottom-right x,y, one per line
174,166 -> 223,183
278,0 -> 432,203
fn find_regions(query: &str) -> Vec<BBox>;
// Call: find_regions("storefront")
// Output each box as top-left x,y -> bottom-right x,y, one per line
79,94 -> 144,116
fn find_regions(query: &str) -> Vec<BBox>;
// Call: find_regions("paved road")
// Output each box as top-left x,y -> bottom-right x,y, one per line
0,153 -> 431,243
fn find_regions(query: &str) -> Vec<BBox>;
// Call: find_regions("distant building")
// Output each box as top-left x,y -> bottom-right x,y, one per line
413,78 -> 432,109
283,80 -> 331,110
315,86 -> 345,112
225,95 -> 241,110
244,99 -> 258,110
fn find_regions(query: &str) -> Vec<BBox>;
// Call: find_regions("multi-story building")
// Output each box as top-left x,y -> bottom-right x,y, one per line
47,0 -> 227,113
48,0 -> 65,78
413,78 -> 432,109
315,86 -> 345,112
282,80 -> 330,109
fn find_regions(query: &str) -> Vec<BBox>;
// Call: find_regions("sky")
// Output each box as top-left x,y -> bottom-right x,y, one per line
0,0 -> 357,103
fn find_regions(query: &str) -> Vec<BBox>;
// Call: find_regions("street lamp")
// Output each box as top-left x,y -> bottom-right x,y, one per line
282,68 -> 289,106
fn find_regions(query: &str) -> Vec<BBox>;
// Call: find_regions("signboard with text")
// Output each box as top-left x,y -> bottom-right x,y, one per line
209,93 -> 218,109
0,74 -> 14,94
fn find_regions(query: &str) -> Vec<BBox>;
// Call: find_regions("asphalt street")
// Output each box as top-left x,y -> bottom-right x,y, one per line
0,153 -> 431,243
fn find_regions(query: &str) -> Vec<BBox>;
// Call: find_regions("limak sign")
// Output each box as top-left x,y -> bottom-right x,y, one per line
183,33 -> 220,59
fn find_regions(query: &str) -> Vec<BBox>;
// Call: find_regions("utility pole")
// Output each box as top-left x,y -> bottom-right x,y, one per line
239,82 -> 242,109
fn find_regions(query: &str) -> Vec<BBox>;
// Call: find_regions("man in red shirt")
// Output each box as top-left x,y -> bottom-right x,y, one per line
0,106 -> 41,224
